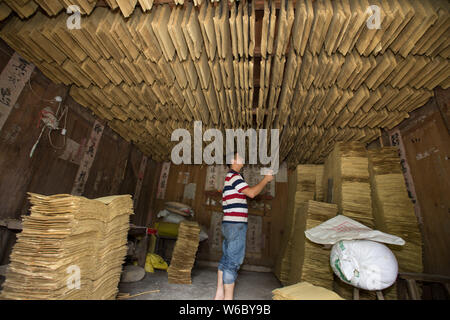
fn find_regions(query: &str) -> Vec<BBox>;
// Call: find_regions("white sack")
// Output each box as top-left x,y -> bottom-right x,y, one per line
330,240 -> 398,291
305,215 -> 405,246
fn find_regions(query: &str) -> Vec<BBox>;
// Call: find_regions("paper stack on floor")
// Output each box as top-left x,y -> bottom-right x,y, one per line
288,200 -> 337,290
0,193 -> 133,300
288,200 -> 337,289
167,220 -> 200,284
323,142 -> 374,228
272,281 -> 344,300
274,165 -> 324,285
368,147 -> 423,299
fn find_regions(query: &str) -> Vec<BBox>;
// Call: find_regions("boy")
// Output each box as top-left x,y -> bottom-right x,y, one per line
214,152 -> 273,300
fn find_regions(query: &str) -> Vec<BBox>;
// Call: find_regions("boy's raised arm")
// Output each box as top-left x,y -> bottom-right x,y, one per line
241,174 -> 273,199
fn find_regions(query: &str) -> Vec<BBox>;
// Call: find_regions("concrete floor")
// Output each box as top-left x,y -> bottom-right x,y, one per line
118,266 -> 281,300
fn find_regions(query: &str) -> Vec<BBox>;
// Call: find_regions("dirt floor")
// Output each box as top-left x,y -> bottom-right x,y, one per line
118,266 -> 281,300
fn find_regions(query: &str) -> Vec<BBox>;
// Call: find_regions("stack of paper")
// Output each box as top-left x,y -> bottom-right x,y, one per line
368,147 -> 423,299
272,281 -> 344,300
0,193 -> 133,300
324,142 -> 374,228
167,220 -> 201,284
288,200 -> 337,289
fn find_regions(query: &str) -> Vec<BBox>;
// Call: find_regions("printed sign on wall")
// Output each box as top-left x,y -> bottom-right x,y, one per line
177,171 -> 190,184
246,215 -> 263,255
59,138 -> 83,165
209,211 -> 223,252
156,162 -> 171,199
0,53 -> 34,131
205,165 -> 228,191
242,166 -> 275,197
71,121 -> 104,196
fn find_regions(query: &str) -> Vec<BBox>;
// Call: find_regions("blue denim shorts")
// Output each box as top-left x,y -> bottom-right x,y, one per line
218,222 -> 248,284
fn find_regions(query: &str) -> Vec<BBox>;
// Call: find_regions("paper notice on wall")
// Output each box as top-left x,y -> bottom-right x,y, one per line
209,211 -> 223,252
157,162 -> 171,199
183,182 -> 196,200
0,53 -> 34,132
246,215 -> 263,254
242,166 -> 275,197
275,162 -> 288,182
58,138 -> 83,165
71,121 -> 104,196
205,165 -> 217,191
177,171 -> 190,184
205,165 -> 228,191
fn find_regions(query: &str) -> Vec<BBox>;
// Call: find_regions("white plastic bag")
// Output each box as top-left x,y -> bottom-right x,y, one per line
305,215 -> 405,246
330,240 -> 398,291
157,209 -> 187,224
162,213 -> 187,224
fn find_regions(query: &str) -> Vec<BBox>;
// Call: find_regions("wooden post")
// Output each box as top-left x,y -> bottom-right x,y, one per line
406,279 -> 421,300
353,287 -> 359,300
376,291 -> 385,300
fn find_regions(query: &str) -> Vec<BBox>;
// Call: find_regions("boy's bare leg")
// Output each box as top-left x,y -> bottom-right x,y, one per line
224,283 -> 235,300
214,270 -> 225,300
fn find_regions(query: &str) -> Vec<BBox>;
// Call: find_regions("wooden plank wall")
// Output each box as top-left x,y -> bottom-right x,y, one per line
390,88 -> 450,278
152,163 -> 289,267
0,39 -> 159,264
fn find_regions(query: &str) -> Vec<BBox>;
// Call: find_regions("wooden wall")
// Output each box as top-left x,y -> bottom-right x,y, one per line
152,164 -> 289,267
0,40 -> 159,264
391,88 -> 450,277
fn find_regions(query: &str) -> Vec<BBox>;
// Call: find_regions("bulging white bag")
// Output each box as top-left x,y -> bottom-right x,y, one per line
330,240 -> 398,291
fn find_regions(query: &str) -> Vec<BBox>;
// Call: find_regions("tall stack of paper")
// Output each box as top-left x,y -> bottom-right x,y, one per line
274,165 -> 321,285
167,220 -> 201,284
368,147 -> 423,299
288,200 -> 337,289
324,142 -> 374,228
0,193 -> 133,300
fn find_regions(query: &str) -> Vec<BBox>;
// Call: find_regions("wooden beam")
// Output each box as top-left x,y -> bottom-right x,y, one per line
0,219 -> 22,230
399,272 -> 450,284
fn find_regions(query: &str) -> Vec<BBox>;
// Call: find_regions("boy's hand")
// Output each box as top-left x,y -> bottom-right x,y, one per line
264,172 -> 274,182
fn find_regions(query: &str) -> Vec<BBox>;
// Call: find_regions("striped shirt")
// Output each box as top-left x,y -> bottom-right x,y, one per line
222,170 -> 249,223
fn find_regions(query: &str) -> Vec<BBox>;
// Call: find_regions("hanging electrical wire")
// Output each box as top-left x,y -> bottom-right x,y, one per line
29,96 -> 69,158
28,77 -> 56,102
